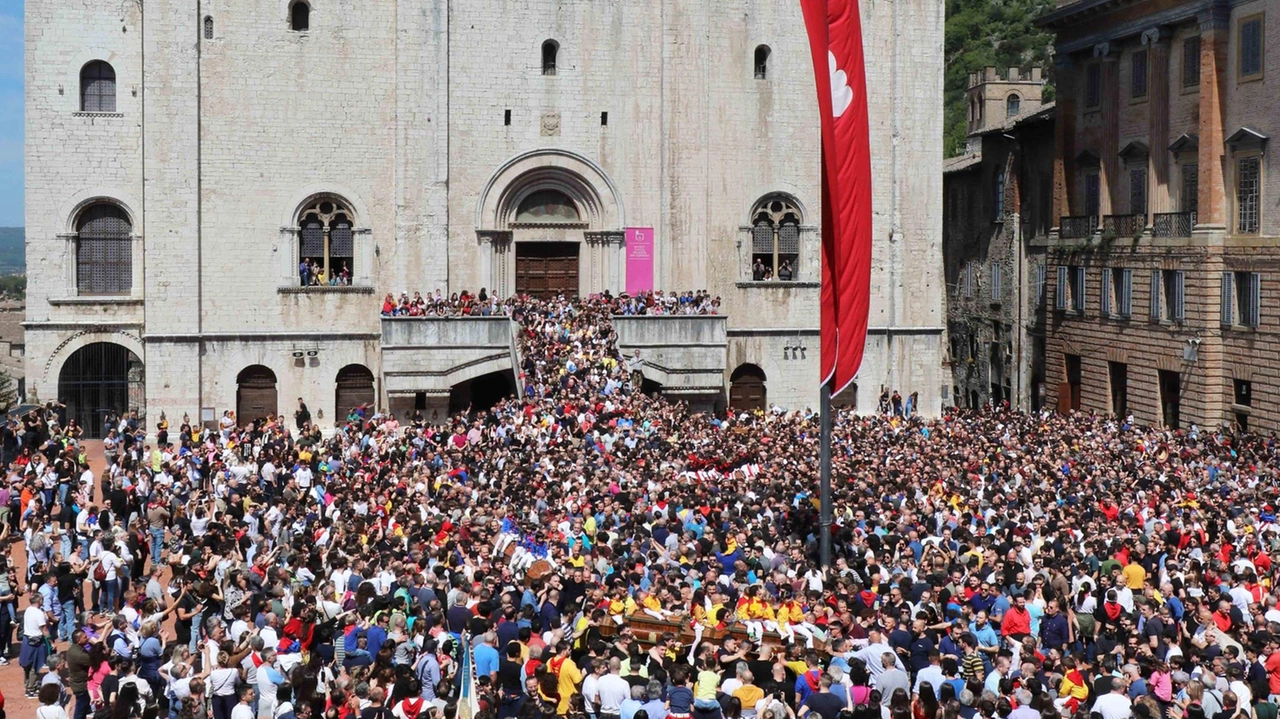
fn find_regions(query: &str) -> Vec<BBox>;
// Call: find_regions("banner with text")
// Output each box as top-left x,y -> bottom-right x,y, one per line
625,227 -> 654,294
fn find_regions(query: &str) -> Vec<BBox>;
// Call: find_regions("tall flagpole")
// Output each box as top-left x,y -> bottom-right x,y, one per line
819,380 -> 832,568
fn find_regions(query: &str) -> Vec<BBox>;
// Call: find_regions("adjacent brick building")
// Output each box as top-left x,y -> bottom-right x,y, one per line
1039,0 -> 1280,431
943,68 -> 1056,411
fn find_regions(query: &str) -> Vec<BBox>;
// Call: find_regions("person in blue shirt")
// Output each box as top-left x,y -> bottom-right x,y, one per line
473,631 -> 501,685
968,611 -> 1000,672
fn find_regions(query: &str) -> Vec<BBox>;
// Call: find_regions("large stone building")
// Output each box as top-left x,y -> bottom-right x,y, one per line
24,0 -> 945,436
1039,0 -> 1280,431
943,68 -> 1055,412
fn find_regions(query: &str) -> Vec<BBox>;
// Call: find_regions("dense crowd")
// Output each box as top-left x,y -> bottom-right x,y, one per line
380,291 -> 720,318
5,293 -> 1280,719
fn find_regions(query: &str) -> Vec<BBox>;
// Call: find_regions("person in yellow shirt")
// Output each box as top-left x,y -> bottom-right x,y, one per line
1122,560 -> 1147,590
549,643 -> 583,714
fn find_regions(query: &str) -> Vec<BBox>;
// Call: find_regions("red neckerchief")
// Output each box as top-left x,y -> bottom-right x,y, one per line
549,656 -> 568,676
251,652 -> 264,667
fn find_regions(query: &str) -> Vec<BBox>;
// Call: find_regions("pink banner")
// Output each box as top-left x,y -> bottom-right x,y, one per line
625,227 -> 654,294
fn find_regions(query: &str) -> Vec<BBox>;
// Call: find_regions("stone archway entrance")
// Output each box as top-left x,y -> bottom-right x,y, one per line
236,365 -> 278,424
729,364 -> 767,412
58,342 -> 144,439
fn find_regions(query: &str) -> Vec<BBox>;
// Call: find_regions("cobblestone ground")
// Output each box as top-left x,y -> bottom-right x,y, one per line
1,440 -> 109,715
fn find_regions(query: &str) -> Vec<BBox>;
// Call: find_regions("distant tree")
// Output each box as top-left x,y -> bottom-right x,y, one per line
944,0 -> 1057,157
0,274 -> 25,300
0,370 -> 18,413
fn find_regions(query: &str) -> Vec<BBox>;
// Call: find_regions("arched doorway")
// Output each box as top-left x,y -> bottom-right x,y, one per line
236,365 -> 278,424
335,364 -> 376,422
449,370 -> 516,415
58,342 -> 143,439
729,364 -> 767,412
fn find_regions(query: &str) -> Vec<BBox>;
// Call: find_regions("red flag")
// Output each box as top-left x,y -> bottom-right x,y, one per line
801,0 -> 873,395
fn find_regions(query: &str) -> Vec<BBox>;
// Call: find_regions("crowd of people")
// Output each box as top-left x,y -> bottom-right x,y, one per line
380,290 -> 720,318
3,292 -> 1279,719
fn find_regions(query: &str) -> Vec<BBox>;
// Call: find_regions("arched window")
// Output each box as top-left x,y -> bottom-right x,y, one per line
542,40 -> 558,76
1006,94 -> 1021,117
515,189 -> 580,224
754,45 -> 771,80
290,0 -> 310,31
80,61 -> 116,113
749,195 -> 802,281
297,197 -> 355,286
730,364 -> 767,412
204,16 -> 214,39
75,203 -> 132,295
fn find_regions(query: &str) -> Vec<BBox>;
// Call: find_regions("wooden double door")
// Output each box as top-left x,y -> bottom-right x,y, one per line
516,242 -> 580,299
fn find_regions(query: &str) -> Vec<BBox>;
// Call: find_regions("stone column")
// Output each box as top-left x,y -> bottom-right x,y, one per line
1144,28 -> 1172,216
1097,43 -> 1120,217
605,230 -> 626,292
583,232 -> 604,296
1052,55 -> 1076,228
1197,8 -> 1230,229
476,230 -> 513,297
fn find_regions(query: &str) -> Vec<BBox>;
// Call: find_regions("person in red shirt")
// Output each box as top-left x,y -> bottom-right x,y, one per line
1001,593 -> 1032,641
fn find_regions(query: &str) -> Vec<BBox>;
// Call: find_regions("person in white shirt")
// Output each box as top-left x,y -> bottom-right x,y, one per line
20,587 -> 50,697
231,686 -> 257,719
597,658 -> 632,719
1093,681 -> 1133,719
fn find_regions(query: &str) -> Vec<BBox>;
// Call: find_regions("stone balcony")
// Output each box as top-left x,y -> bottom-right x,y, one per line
612,315 -> 728,409
381,317 -> 520,409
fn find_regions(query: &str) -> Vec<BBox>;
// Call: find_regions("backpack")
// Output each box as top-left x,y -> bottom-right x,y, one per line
93,562 -> 107,582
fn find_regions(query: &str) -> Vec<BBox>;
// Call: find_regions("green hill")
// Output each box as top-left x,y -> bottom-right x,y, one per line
945,0 -> 1057,157
0,228 -> 22,276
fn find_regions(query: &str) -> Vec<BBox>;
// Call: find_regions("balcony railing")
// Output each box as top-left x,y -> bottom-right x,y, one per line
1152,211 -> 1196,238
1102,214 -> 1145,237
1059,215 -> 1098,239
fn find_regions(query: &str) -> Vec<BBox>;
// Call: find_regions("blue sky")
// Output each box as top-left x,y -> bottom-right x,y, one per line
0,0 -> 20,227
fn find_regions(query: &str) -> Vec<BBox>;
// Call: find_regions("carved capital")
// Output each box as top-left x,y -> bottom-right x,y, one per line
476,229 -> 513,247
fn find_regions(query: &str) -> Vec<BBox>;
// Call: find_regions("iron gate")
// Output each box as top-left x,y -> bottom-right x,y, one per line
57,342 -> 143,439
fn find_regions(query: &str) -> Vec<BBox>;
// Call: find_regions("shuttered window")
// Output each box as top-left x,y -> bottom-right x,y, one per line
1072,266 -> 1086,314
990,262 -> 1002,301
1248,272 -> 1262,327
1183,36 -> 1201,87
1101,268 -> 1113,316
1222,272 -> 1234,326
1235,271 -> 1262,327
1132,49 -> 1149,98
1172,270 -> 1186,323
1056,266 -> 1068,311
1150,269 -> 1162,320
76,204 -> 132,295
1119,269 -> 1133,317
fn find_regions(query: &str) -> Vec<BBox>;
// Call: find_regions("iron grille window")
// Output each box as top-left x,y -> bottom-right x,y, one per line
1183,36 -> 1201,87
80,61 -> 116,113
1240,16 -> 1264,78
1085,63 -> 1102,108
750,196 -> 802,280
1238,156 -> 1261,234
204,16 -> 214,39
1130,168 -> 1147,217
1101,268 -> 1113,316
76,204 -> 132,295
1132,50 -> 1149,98
995,171 -> 1005,217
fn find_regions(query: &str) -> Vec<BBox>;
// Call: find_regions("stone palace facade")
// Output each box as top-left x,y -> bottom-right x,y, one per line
24,0 -> 945,435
